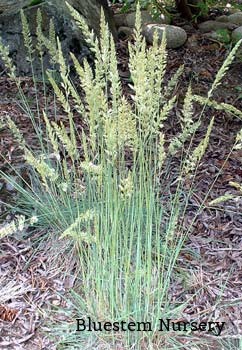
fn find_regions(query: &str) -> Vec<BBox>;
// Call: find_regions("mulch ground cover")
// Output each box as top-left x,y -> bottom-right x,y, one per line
0,17 -> 242,349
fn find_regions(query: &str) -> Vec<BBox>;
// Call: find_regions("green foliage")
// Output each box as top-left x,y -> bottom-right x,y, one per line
206,0 -> 240,10
215,28 -> 231,45
28,0 -> 44,7
116,0 -> 172,18
115,0 -> 241,21
191,0 -> 209,21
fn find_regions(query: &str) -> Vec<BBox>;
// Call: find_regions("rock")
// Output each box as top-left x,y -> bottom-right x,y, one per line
198,20 -> 237,33
47,0 -> 117,37
126,10 -> 170,27
114,13 -> 126,27
182,24 -> 194,31
0,0 -> 117,76
0,4 -> 90,75
228,12 -> 242,26
5,182 -> 15,192
114,10 -> 170,28
0,0 -> 117,36
208,166 -> 216,174
231,26 -> 242,42
186,34 -> 199,50
118,26 -> 133,38
231,27 -> 242,58
143,24 -> 187,49
226,8 -> 242,15
126,11 -> 151,27
216,15 -> 229,22
0,0 -> 31,16
204,30 -> 231,43
52,299 -> 61,306
5,176 -> 19,192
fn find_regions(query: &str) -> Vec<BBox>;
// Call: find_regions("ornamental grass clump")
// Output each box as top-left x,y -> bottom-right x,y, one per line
0,3 -> 242,349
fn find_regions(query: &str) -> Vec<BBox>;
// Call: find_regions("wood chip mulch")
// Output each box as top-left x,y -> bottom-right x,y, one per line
0,233 -> 77,350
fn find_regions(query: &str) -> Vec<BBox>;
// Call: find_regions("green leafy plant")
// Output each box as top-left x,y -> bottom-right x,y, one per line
118,0 -> 172,19
0,3 -> 242,349
215,28 -> 231,45
27,0 -> 45,7
190,0 -> 209,20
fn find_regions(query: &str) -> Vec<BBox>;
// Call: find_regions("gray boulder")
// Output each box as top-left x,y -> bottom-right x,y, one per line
114,13 -> 127,27
216,15 -> 229,23
204,30 -> 231,42
48,0 -> 116,37
198,20 -> 237,33
126,10 -> 170,27
231,26 -> 242,42
143,24 -> 187,49
228,12 -> 242,26
114,10 -> 170,28
231,26 -> 242,58
0,4 -> 91,75
0,0 -> 116,35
